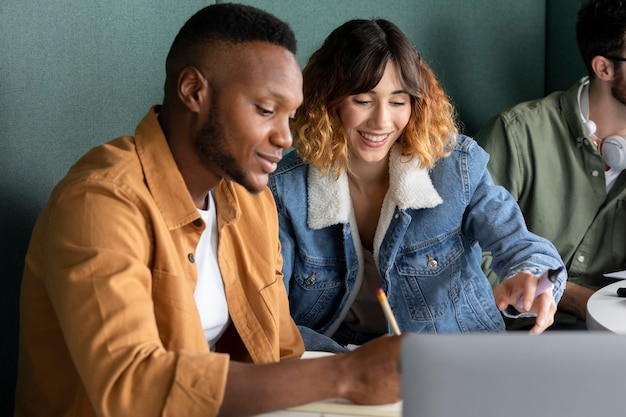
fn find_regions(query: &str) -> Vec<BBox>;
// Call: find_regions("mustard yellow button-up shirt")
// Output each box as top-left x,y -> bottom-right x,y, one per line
15,106 -> 304,417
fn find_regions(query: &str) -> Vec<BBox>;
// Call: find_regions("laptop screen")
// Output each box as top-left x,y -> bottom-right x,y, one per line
401,332 -> 625,417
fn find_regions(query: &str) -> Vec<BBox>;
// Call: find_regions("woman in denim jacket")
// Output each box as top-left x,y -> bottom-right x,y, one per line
268,18 -> 566,352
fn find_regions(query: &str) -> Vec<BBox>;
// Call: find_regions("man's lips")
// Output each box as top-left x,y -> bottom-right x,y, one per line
258,152 -> 282,173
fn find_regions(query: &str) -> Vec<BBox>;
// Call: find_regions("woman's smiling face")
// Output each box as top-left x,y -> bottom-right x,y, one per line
338,62 -> 412,164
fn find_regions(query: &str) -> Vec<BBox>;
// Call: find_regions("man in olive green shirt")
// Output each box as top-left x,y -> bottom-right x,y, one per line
476,0 -> 626,329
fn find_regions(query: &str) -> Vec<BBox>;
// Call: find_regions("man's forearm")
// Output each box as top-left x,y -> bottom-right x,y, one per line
218,335 -> 401,417
557,281 -> 596,320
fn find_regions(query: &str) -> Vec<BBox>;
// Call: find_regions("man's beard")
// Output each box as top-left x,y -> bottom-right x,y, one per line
610,66 -> 626,107
195,108 -> 258,194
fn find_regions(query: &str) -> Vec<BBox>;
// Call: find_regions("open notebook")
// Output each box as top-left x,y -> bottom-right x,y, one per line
402,332 -> 626,417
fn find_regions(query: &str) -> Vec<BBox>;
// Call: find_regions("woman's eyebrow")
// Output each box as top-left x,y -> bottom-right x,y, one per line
365,89 -> 408,95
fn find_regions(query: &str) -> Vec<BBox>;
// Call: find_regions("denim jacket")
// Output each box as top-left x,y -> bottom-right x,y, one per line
268,136 -> 566,347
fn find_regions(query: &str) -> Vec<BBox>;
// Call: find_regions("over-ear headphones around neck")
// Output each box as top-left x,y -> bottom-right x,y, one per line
578,78 -> 626,171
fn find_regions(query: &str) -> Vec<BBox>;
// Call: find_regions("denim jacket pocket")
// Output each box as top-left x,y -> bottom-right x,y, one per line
289,255 -> 346,328
395,230 -> 464,321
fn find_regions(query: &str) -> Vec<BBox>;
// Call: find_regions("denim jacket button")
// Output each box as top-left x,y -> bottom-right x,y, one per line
427,259 -> 438,269
305,272 -> 316,286
426,254 -> 438,269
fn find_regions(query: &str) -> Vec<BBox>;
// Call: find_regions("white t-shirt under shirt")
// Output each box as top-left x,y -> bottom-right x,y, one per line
194,191 -> 230,350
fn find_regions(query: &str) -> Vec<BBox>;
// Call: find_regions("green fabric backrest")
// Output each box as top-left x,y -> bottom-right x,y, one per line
547,0 -> 587,91
0,1 -> 586,413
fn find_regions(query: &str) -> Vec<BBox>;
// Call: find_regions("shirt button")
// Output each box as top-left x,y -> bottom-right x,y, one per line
577,255 -> 585,263
591,170 -> 599,177
188,253 -> 195,263
193,219 -> 203,227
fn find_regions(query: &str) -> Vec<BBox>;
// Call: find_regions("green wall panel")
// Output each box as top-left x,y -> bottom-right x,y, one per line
232,0 -> 547,135
546,0 -> 587,92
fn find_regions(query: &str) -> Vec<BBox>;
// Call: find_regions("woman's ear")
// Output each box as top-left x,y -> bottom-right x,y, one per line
177,66 -> 209,113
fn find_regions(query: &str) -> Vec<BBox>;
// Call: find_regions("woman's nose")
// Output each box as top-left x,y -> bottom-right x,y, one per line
369,104 -> 392,129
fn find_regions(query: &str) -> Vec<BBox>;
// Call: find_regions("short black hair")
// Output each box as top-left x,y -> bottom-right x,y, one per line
577,0 -> 626,76
166,2 -> 297,70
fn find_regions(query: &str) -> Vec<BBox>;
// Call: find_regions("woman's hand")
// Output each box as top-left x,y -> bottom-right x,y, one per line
493,271 -> 557,334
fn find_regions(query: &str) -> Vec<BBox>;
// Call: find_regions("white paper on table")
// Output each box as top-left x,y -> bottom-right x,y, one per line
603,270 -> 626,279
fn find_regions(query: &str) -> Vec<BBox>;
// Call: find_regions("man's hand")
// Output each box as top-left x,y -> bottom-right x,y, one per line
339,335 -> 402,405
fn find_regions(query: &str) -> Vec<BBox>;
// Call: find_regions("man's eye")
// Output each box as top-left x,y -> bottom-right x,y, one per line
257,106 -> 274,116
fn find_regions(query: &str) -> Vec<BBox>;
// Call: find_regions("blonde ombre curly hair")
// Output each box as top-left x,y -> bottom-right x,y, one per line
292,19 -> 458,176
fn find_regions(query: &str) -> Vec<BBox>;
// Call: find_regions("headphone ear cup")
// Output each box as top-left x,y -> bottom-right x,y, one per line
601,135 -> 626,171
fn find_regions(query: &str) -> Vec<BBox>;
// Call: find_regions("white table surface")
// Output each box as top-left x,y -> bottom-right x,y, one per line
586,280 -> 626,332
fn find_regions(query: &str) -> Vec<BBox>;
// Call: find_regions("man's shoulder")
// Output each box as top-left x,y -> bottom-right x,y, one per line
497,91 -> 565,126
41,135 -> 154,227
56,136 -> 141,193
484,80 -> 581,133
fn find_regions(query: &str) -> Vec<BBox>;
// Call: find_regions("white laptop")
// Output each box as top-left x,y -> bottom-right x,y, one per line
402,332 -> 625,417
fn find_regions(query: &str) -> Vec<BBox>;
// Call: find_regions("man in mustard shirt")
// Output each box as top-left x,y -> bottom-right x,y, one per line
13,4 -> 402,416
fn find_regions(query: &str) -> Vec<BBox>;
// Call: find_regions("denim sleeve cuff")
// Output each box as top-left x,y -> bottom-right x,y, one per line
502,306 -> 536,319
